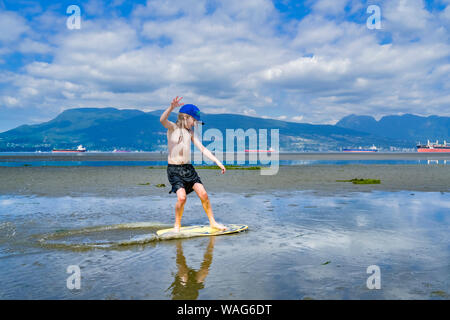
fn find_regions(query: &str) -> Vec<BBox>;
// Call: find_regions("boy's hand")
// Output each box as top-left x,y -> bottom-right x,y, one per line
171,96 -> 184,109
219,164 -> 226,174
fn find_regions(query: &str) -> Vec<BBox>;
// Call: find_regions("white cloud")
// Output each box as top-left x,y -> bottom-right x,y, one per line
84,0 -> 106,16
3,96 -> 19,106
0,0 -> 449,129
133,0 -> 207,18
242,108 -> 257,116
293,16 -> 346,48
255,56 -> 352,87
19,87 -> 39,97
0,10 -> 29,43
18,38 -> 53,54
383,0 -> 433,33
311,0 -> 349,16
292,115 -> 304,122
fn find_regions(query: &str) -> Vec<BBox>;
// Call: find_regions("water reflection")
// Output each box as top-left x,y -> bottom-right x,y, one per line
167,237 -> 215,300
427,159 -> 447,165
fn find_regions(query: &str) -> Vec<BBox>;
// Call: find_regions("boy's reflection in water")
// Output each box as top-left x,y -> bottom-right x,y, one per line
167,236 -> 215,300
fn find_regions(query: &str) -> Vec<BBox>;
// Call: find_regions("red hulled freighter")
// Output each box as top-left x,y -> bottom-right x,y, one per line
416,140 -> 450,153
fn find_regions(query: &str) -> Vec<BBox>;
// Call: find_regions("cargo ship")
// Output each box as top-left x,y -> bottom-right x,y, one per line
52,145 -> 86,153
342,145 -> 378,152
416,140 -> 450,153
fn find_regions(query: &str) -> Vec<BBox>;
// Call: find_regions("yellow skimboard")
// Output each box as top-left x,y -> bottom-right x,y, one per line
156,224 -> 248,240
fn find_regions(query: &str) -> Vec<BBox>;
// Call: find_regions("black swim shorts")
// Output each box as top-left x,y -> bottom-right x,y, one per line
167,163 -> 203,195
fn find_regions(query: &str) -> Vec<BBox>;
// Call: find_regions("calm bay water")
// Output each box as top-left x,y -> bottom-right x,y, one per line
0,151 -> 449,167
0,160 -> 449,167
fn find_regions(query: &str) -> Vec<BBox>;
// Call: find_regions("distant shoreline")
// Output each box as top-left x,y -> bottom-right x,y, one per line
1,152 -> 450,162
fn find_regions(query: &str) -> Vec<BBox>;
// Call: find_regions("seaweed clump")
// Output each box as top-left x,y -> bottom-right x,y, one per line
197,165 -> 261,170
336,178 -> 381,184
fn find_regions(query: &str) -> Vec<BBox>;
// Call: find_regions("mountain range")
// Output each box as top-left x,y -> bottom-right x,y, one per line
0,108 -> 448,152
336,114 -> 449,143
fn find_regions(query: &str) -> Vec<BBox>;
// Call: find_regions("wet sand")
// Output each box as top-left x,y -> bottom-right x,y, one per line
0,164 -> 449,197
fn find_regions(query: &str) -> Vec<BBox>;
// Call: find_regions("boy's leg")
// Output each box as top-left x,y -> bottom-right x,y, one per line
174,188 -> 187,232
192,183 -> 227,231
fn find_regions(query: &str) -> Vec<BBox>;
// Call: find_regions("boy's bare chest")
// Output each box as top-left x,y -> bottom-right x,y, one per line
168,128 -> 191,146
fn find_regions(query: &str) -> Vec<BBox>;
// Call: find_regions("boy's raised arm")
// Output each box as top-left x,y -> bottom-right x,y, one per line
160,96 -> 184,130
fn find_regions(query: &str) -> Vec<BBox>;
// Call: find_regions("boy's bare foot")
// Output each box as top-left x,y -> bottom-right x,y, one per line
174,225 -> 181,233
210,222 -> 227,231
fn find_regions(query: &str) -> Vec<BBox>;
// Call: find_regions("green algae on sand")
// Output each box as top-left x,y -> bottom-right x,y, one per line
336,178 -> 381,184
430,290 -> 448,298
138,182 -> 165,187
197,165 -> 261,170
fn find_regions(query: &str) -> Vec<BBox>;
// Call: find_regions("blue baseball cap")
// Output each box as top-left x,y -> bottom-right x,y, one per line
179,104 -> 204,124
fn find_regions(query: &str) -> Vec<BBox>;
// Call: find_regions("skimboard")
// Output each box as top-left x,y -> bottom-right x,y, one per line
156,224 -> 248,240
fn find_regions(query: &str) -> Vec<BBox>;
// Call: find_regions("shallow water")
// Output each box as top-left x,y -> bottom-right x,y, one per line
0,190 -> 448,299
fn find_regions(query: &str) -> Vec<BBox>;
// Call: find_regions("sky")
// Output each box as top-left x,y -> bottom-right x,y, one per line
0,0 -> 449,132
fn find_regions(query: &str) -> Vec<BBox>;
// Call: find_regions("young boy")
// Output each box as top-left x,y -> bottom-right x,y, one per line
160,96 -> 227,232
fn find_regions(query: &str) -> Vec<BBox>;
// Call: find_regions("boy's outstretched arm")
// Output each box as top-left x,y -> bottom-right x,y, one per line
192,134 -> 226,174
160,96 -> 184,129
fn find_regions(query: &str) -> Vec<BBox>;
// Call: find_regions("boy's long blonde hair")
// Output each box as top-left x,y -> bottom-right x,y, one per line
175,112 -> 197,144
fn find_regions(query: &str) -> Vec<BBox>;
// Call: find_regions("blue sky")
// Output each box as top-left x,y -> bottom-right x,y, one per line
0,0 -> 449,132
